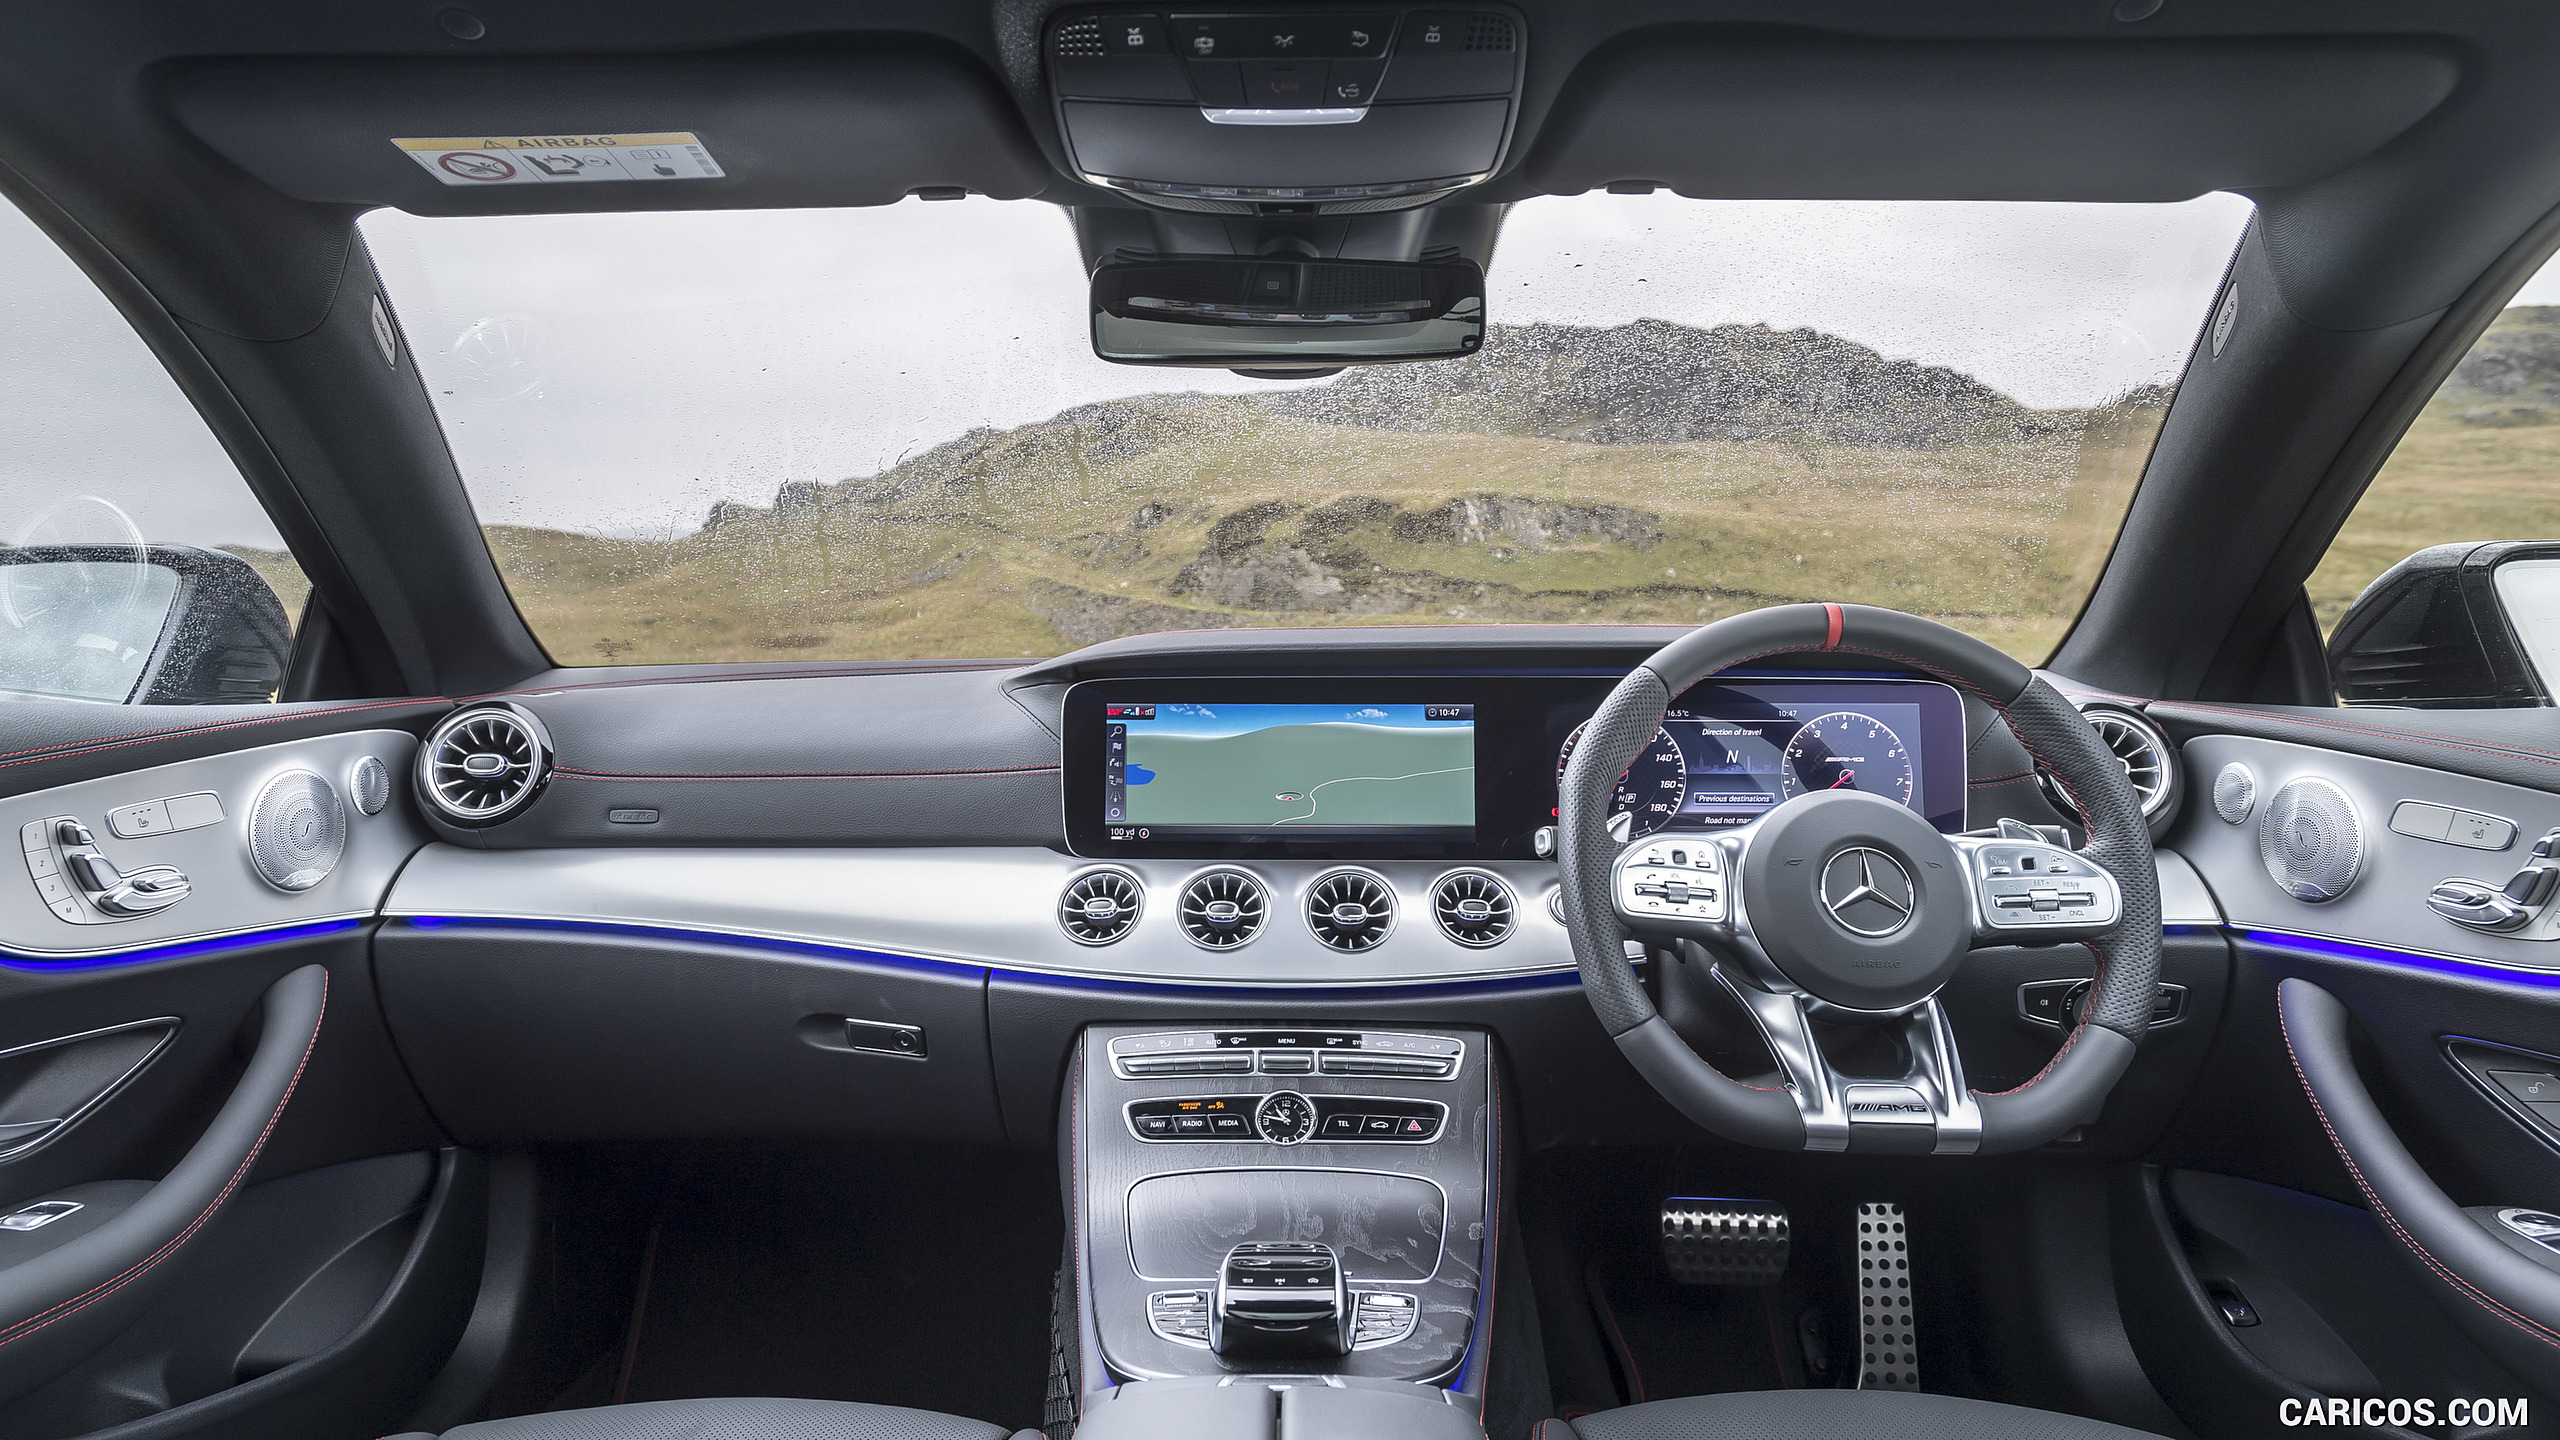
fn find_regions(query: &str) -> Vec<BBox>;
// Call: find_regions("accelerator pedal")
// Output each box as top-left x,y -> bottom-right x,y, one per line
1660,1197 -> 1789,1285
1855,1202 -> 1918,1391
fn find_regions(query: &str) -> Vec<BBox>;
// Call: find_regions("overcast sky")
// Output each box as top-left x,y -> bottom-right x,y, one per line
0,186 -> 2319,547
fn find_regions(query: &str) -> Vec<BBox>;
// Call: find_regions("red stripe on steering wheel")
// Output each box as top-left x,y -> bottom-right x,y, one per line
1821,603 -> 1844,651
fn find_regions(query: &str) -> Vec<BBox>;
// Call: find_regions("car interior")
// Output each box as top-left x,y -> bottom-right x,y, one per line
5,3 -> 2560,1439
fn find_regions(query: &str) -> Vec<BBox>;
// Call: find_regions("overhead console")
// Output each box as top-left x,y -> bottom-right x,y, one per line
1047,8 -> 1525,213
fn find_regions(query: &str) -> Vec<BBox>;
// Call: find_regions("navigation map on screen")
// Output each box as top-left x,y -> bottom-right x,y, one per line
1104,702 -> 1475,836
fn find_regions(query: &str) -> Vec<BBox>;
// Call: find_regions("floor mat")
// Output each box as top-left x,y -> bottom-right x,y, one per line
613,1143 -> 1061,1430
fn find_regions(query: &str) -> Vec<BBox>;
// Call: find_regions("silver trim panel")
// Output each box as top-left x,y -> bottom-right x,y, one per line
387,849 -> 1580,986
2170,735 -> 2560,966
0,731 -> 427,960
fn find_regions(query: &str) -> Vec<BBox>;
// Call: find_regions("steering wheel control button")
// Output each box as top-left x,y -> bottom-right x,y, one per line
1969,841 -> 2122,935
1615,841 -> 1726,923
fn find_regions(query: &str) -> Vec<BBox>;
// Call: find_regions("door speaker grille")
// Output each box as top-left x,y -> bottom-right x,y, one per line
247,770 -> 346,892
2259,776 -> 2364,902
1059,868 -> 1143,946
1432,871 -> 1516,948
1305,869 -> 1395,952
419,704 -> 553,826
1178,870 -> 1267,950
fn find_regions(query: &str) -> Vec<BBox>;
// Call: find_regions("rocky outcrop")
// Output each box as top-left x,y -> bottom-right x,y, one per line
2438,306 -> 2560,426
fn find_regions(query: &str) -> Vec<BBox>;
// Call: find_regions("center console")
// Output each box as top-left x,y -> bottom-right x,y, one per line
1066,1022 -> 1497,1390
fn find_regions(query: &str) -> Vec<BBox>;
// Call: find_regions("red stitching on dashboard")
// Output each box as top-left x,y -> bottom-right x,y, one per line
0,971 -> 325,1348
2157,701 -> 2560,770
553,764 -> 1059,782
2279,995 -> 2560,1350
0,699 -> 439,771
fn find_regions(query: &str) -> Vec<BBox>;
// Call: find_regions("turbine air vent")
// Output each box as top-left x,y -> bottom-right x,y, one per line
1178,869 -> 1267,950
2041,703 -> 2180,832
1059,868 -> 1143,946
1305,869 -> 1396,952
419,703 -> 554,827
1432,871 -> 1516,948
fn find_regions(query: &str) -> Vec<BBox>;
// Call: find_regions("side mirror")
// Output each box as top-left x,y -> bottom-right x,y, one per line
1092,255 -> 1485,374
2327,539 -> 2560,708
0,544 -> 292,705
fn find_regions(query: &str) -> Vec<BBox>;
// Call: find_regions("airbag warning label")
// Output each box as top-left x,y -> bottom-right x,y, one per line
392,133 -> 724,187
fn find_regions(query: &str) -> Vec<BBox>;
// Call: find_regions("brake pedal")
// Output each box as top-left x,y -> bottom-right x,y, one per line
1855,1202 -> 1918,1391
1660,1198 -> 1789,1285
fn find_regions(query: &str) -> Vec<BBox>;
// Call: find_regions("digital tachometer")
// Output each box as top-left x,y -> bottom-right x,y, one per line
1779,710 -> 1914,805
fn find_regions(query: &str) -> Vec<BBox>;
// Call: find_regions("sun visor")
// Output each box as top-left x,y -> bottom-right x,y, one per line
160,44 -> 1052,215
1517,36 -> 2459,202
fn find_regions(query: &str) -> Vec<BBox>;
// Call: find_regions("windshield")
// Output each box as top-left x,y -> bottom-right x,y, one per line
361,192 -> 2252,666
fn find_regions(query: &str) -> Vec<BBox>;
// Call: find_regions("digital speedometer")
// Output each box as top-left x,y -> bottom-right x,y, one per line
1779,710 -> 1915,804
1556,720 -> 1688,838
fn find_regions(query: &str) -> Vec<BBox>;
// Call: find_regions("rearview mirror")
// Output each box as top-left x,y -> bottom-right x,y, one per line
0,544 -> 292,705
1091,255 -> 1485,372
2328,539 -> 2560,707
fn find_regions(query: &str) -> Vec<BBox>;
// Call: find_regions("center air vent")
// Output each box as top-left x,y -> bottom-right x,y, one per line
1432,871 -> 1516,948
2041,703 -> 2180,834
1059,867 -> 1143,946
418,703 -> 554,827
1178,869 -> 1268,950
1306,869 -> 1395,952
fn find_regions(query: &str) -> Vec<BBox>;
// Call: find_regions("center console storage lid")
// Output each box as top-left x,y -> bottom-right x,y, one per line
1076,1375 -> 1485,1440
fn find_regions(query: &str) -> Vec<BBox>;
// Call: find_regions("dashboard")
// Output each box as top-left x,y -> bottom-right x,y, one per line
1061,673 -> 1968,861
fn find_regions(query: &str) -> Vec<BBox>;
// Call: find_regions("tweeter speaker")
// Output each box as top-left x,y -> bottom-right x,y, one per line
2258,776 -> 2363,903
248,770 -> 348,892
2211,762 -> 2256,825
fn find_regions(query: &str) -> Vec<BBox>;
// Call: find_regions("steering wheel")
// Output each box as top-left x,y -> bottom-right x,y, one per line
1557,603 -> 2161,1155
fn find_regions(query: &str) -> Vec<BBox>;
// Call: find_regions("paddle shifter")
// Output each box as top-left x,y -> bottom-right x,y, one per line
1211,1242 -> 1348,1357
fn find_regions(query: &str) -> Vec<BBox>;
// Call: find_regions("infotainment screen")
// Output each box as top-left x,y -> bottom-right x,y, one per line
1103,701 -> 1475,841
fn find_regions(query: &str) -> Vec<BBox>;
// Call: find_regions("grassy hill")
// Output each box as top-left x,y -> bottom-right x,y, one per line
473,319 -> 2189,666
2308,306 -> 2560,634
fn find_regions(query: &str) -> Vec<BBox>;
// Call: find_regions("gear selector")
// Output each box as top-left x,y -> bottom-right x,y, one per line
1211,1242 -> 1347,1357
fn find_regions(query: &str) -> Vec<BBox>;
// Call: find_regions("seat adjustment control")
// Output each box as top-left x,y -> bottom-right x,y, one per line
2431,832 -> 2560,936
23,815 -> 189,923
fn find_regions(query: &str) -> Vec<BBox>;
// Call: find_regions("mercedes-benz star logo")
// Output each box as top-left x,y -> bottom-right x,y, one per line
1820,847 -> 1915,937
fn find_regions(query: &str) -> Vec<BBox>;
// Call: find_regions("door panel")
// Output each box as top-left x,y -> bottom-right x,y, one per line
2142,706 -> 2560,1427
0,709 -> 460,1426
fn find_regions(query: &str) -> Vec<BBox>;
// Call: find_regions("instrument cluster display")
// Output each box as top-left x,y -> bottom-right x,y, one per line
1551,680 -> 1948,839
